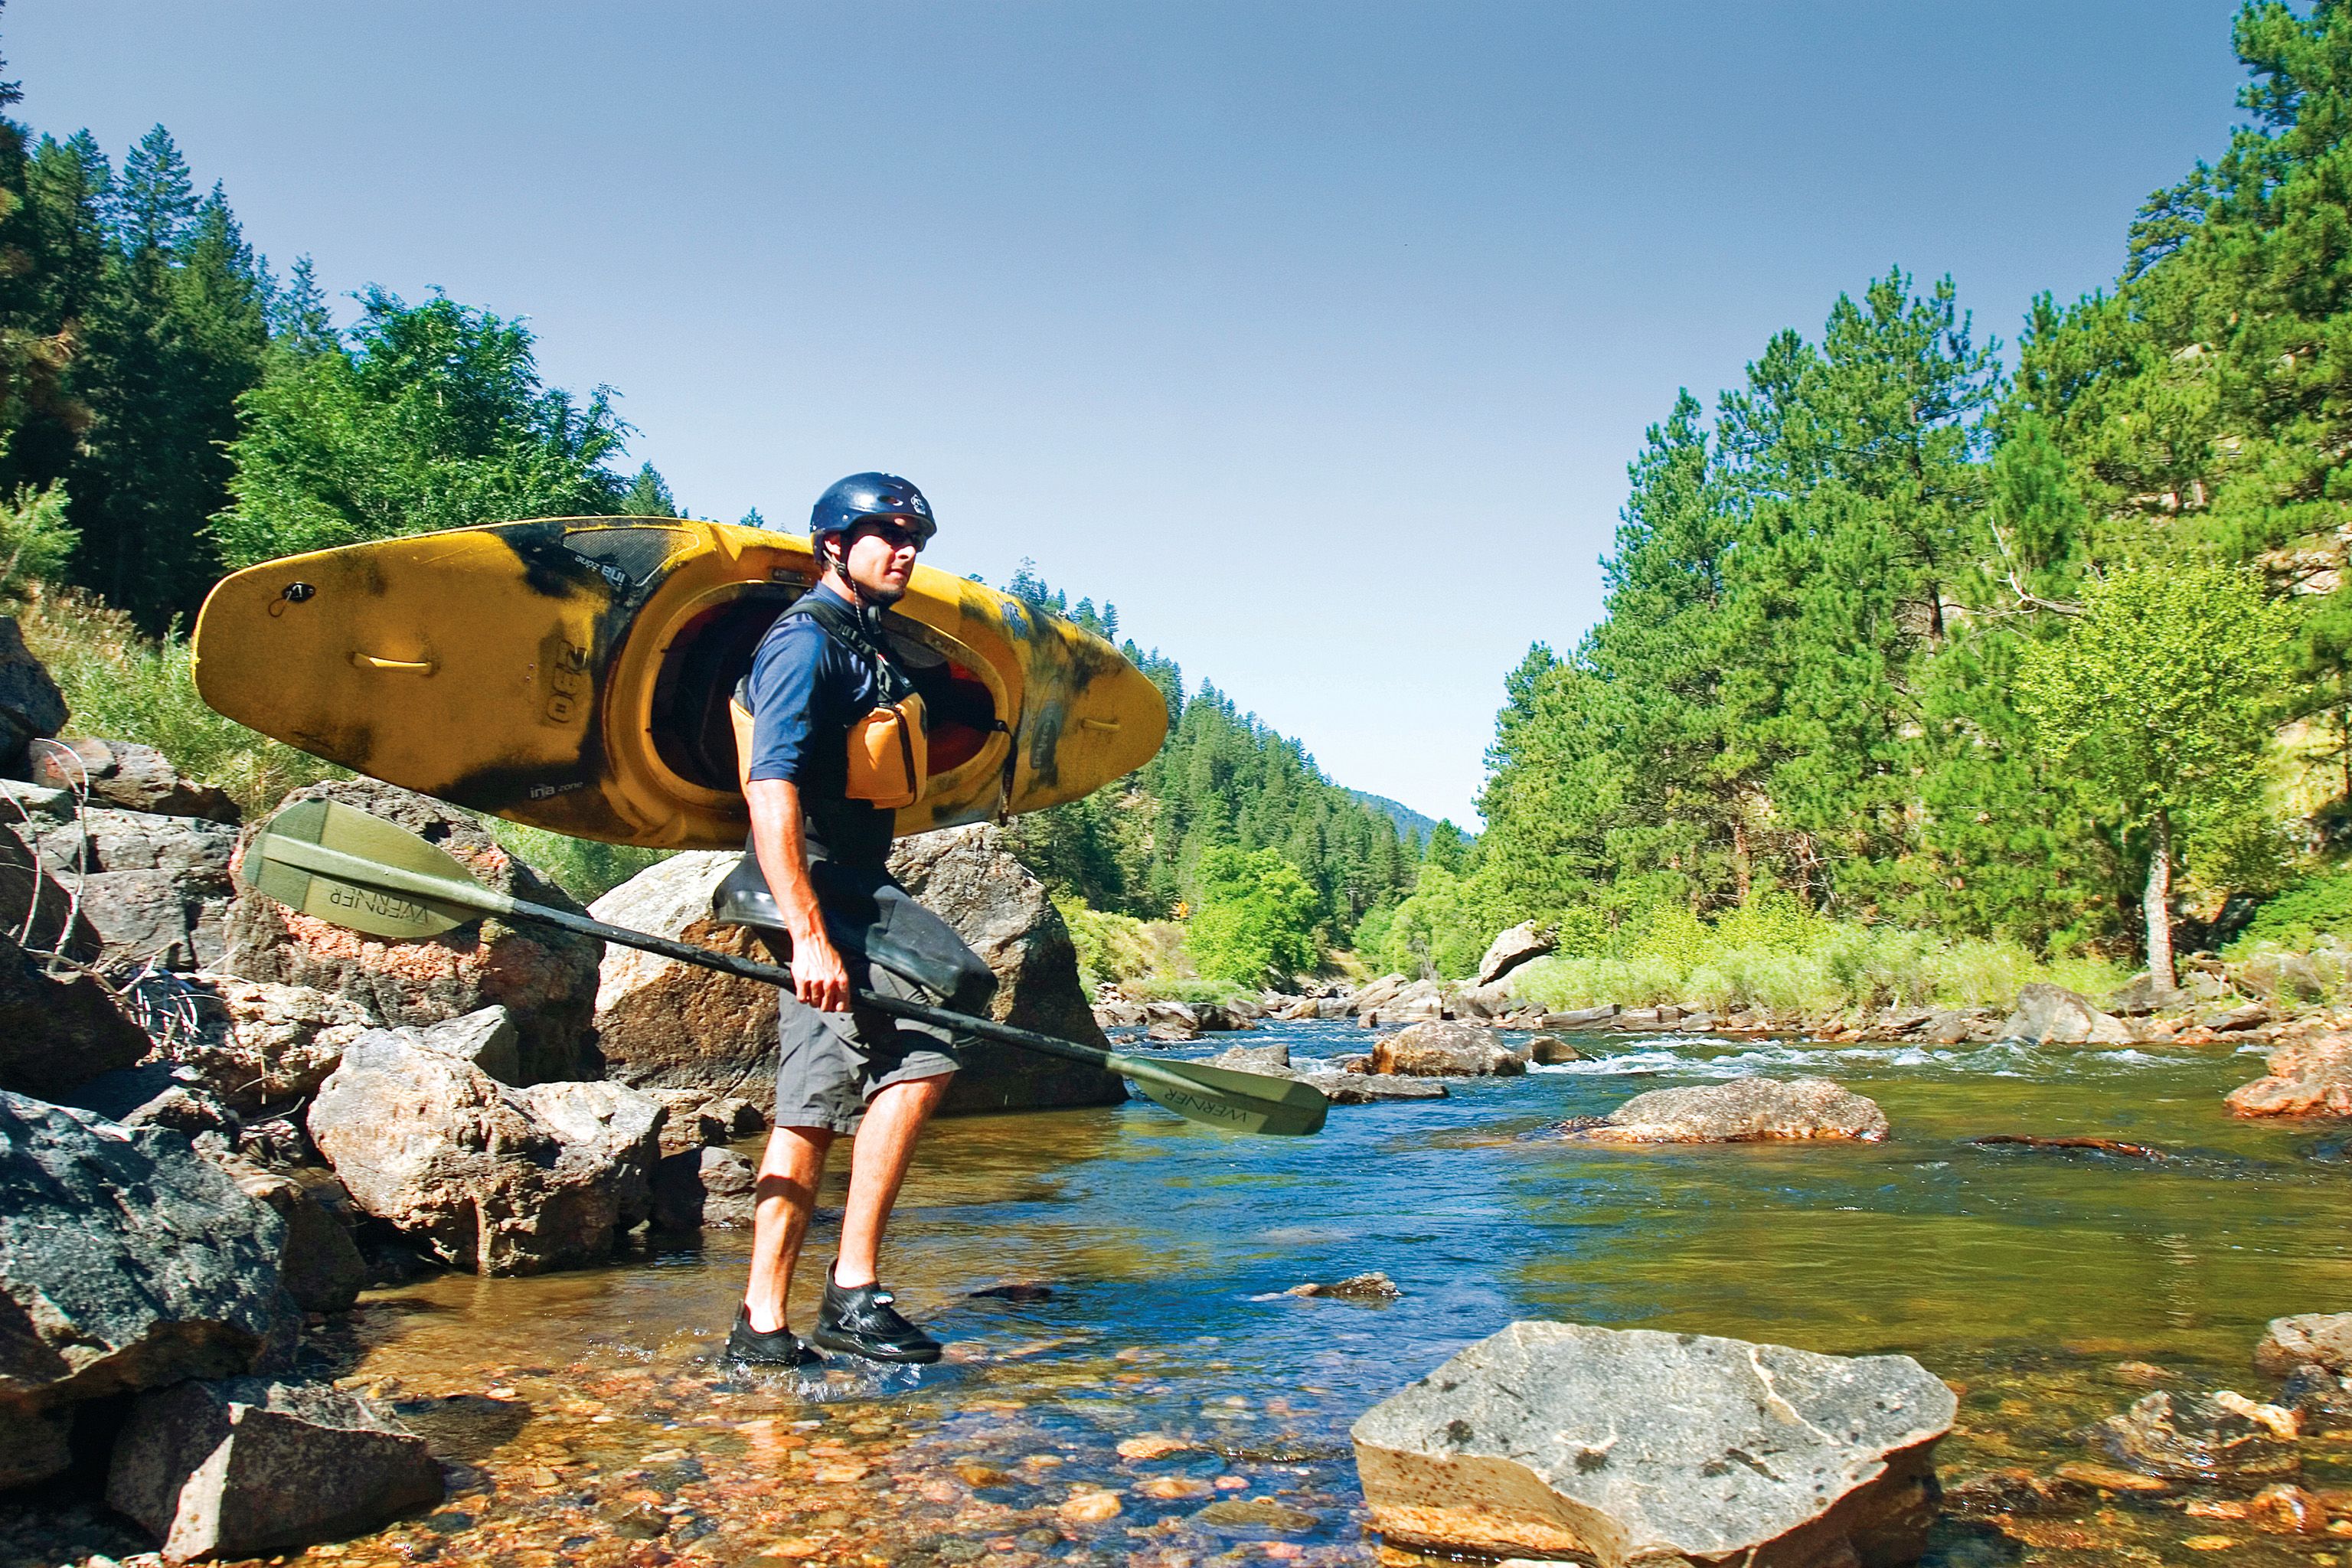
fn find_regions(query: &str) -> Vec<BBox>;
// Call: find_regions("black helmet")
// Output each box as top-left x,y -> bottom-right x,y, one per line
806,472 -> 936,553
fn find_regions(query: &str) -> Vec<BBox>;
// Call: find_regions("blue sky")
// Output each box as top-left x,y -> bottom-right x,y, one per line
19,2 -> 2249,824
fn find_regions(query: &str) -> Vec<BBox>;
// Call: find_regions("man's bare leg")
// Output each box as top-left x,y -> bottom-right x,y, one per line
744,1125 -> 832,1333
832,1073 -> 953,1289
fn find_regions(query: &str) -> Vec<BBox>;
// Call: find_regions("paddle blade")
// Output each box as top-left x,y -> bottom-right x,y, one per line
241,798 -> 486,939
1115,1056 -> 1330,1138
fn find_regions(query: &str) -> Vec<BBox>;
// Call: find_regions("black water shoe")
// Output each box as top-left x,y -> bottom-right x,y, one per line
810,1266 -> 942,1364
725,1305 -> 818,1367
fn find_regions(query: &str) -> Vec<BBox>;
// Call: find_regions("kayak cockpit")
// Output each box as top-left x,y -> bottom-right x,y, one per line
645,585 -> 1006,797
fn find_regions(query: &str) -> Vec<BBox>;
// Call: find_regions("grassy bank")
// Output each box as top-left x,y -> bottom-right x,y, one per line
1507,901 -> 2130,1017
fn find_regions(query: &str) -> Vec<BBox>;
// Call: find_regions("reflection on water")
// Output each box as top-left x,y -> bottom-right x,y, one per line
283,1025 -> 2352,1563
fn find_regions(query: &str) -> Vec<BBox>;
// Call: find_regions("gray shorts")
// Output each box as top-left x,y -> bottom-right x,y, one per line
773,958 -> 961,1135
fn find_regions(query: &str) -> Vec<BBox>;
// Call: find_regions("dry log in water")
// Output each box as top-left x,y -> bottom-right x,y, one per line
1968,1134 -> 2168,1160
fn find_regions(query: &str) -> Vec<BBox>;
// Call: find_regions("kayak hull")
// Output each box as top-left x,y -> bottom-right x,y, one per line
191,519 -> 1168,849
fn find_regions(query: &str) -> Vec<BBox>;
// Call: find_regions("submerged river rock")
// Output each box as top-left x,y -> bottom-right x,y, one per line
1351,1321 -> 1955,1566
1566,1074 -> 1890,1142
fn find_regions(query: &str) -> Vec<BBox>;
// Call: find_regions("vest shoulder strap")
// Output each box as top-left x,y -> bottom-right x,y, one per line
780,589 -> 913,701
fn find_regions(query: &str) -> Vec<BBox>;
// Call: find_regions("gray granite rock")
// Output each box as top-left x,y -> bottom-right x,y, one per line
0,929 -> 151,1098
222,778 -> 602,1083
2257,1312 -> 2352,1376
1371,1020 -> 1527,1076
27,805 -> 240,971
0,1093 -> 289,1486
1570,1076 -> 1889,1143
0,615 -> 64,779
164,976 -> 376,1115
1476,920 -> 1556,986
307,1031 -> 657,1275
651,1144 -> 758,1232
409,1004 -> 521,1083
2001,982 -> 2132,1045
2098,1390 -> 2301,1484
226,1165 -> 368,1315
108,1377 -> 442,1560
30,736 -> 240,822
1351,1320 -> 1954,1566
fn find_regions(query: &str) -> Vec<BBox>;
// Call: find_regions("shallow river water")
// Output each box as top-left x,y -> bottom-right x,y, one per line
101,1024 -> 2352,1566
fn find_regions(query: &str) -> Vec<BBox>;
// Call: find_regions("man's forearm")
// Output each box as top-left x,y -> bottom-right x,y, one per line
745,778 -> 828,948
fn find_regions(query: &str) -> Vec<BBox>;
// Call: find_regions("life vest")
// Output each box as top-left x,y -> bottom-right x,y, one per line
730,589 -> 928,810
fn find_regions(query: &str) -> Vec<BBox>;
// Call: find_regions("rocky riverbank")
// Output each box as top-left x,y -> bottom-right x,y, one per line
0,618 -> 1126,1561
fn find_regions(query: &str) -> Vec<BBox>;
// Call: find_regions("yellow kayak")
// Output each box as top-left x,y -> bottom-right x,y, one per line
191,518 -> 1168,849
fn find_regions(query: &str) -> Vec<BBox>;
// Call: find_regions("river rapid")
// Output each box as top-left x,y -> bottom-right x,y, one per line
67,1023 -> 2352,1567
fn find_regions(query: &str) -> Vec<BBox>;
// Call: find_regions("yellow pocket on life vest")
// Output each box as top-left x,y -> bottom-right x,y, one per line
848,693 -> 926,808
727,694 -> 928,808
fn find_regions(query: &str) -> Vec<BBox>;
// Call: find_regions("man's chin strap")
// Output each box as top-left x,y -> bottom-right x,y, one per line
822,543 -> 888,634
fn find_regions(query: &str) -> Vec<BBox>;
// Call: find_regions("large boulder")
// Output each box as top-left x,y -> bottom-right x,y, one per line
1477,921 -> 1556,986
1372,1020 -> 1528,1077
0,1093 -> 289,1488
226,1165 -> 368,1315
1361,978 -> 1446,1026
221,779 -> 602,1083
31,735 -> 240,822
0,928 -> 151,1097
1350,1321 -> 1955,1566
521,1079 -> 664,1231
590,850 -> 802,1104
0,817 -> 99,960
0,614 -> 65,779
1568,1076 -> 1889,1143
2236,950 -> 2331,1004
305,1030 -> 665,1275
2000,983 -> 2132,1045
1349,973 -> 1413,1016
887,825 -> 1125,1113
593,835 -> 1125,1114
34,805 -> 240,971
2229,1036 -> 2352,1117
165,977 -> 376,1115
109,1377 -> 443,1562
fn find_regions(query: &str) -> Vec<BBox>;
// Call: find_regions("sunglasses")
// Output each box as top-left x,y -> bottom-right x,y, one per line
853,519 -> 926,554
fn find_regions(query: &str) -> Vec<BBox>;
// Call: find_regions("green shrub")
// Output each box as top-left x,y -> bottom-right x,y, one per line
2228,870 -> 2352,955
1187,846 -> 1321,987
0,480 -> 76,607
21,590 -> 346,814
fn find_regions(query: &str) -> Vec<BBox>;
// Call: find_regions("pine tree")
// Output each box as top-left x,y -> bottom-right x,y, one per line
621,462 -> 679,517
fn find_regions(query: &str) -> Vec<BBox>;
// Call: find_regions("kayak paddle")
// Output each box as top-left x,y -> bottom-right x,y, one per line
238,800 -> 1329,1138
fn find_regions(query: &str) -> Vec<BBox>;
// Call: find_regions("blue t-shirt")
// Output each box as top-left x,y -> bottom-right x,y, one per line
741,583 -> 894,867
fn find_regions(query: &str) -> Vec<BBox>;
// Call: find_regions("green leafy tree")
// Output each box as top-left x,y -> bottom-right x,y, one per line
214,288 -> 630,566
2017,564 -> 2294,986
1186,845 -> 1321,987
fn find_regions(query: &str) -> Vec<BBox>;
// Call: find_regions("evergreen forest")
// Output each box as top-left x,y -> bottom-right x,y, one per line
1450,2 -> 2352,990
17,3 -> 2352,996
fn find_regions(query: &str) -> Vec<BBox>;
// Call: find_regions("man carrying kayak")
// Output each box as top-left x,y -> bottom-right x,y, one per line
722,472 -> 995,1367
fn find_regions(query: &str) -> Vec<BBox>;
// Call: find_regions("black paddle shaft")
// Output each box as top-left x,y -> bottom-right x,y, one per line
500,893 -> 1112,1071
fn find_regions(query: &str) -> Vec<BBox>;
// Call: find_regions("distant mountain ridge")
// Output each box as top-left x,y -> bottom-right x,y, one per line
1349,789 -> 1439,845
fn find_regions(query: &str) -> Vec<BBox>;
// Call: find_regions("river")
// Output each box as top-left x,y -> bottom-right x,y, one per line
236,1022 -> 2352,1566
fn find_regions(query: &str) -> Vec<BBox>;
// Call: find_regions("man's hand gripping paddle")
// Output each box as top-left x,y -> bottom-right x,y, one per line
240,800 -> 1328,1138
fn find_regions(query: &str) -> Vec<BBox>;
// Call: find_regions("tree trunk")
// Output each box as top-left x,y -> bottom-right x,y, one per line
2144,808 -> 2175,991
